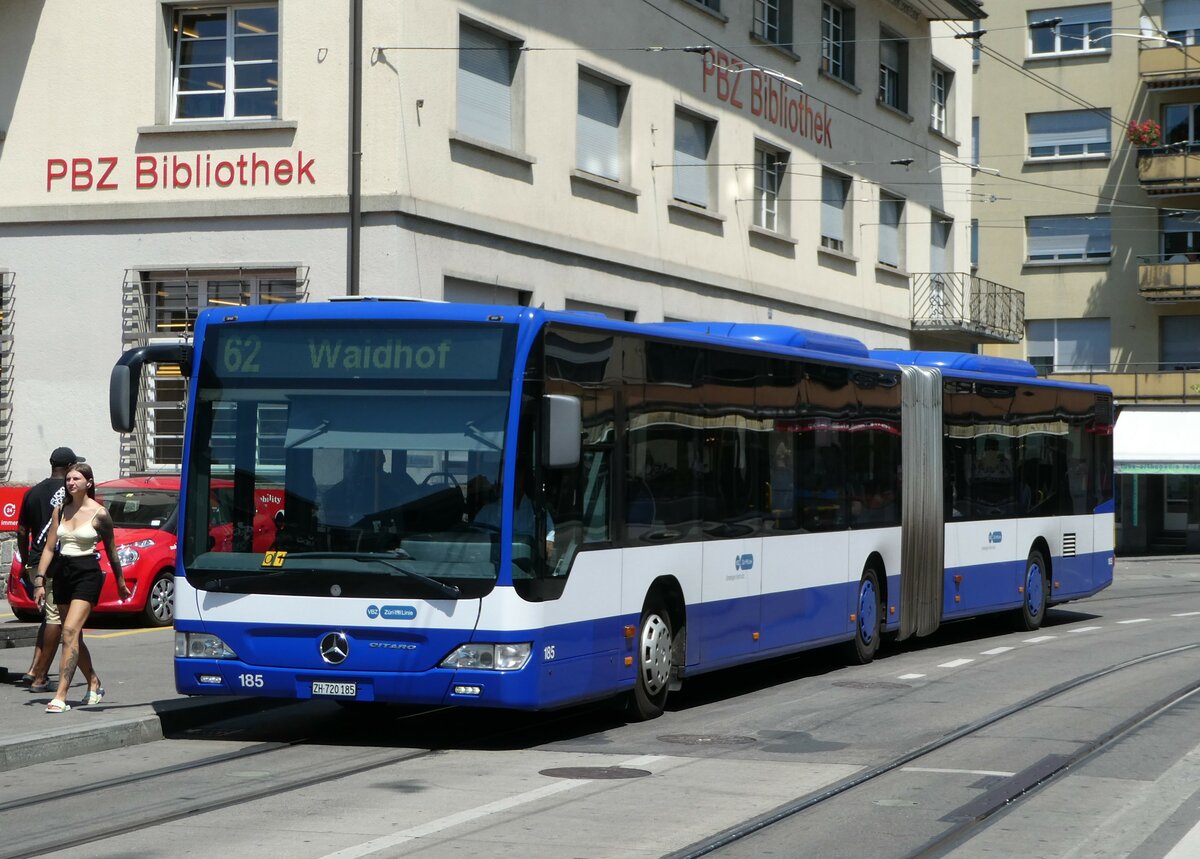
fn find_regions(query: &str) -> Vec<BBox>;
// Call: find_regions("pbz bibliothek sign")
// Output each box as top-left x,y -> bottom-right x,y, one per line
44,151 -> 316,192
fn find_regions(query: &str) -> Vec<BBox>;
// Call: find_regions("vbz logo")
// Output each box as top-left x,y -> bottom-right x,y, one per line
987,531 -> 1003,545
735,553 -> 754,571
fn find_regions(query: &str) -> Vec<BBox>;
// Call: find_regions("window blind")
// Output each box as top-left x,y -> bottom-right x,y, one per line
577,73 -> 620,181
674,112 -> 710,207
821,173 -> 847,242
1027,110 -> 1110,149
1027,215 -> 1111,258
879,197 -> 902,266
457,24 -> 513,148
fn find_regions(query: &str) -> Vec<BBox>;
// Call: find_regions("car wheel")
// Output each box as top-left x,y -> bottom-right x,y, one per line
142,571 -> 175,627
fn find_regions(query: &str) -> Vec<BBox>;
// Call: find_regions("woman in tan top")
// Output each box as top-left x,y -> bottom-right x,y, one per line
33,464 -> 130,713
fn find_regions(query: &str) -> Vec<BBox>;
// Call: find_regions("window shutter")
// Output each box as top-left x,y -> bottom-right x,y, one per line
1027,110 -> 1110,149
1057,318 -> 1110,370
577,74 -> 620,180
1166,0 -> 1200,32
1027,216 -> 1109,258
457,25 -> 513,148
674,113 -> 709,207
1043,3 -> 1109,27
821,173 -> 846,242
879,197 -> 902,266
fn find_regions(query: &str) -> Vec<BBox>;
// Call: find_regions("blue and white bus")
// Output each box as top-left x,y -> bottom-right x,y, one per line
110,300 -> 1114,719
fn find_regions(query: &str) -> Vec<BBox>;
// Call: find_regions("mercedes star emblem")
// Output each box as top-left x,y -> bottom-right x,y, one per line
319,631 -> 349,664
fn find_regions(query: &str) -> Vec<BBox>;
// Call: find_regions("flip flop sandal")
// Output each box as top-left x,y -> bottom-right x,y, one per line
83,687 -> 104,706
16,674 -> 35,685
29,681 -> 51,693
45,699 -> 70,714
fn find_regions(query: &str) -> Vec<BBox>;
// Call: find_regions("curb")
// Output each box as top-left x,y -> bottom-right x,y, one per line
0,696 -> 291,773
0,624 -> 39,649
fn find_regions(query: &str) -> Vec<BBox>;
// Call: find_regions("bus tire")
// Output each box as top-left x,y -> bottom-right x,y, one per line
628,600 -> 672,721
1016,549 -> 1048,632
848,567 -> 882,665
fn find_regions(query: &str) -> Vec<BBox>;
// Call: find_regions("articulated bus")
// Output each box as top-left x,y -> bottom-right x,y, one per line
110,300 -> 1114,719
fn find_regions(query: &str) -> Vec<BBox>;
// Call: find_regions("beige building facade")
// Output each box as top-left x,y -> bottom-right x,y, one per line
0,0 -> 991,483
974,0 -> 1200,552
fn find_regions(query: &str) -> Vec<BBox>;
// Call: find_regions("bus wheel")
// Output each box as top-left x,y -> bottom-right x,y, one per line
849,568 -> 882,665
628,600 -> 672,721
1016,549 -> 1048,631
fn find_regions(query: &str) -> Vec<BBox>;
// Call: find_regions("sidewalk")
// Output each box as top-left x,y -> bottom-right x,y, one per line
0,617 -> 266,771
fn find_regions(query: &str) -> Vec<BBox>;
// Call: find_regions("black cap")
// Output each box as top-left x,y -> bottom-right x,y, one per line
49,447 -> 84,467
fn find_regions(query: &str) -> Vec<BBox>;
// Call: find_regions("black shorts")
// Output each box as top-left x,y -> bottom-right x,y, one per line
53,554 -> 104,606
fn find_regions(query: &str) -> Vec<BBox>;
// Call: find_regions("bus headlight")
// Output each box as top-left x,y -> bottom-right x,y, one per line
440,642 -> 531,671
175,632 -> 237,659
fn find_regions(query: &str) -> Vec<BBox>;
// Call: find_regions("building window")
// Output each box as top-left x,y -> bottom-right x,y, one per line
121,268 -> 307,471
970,219 -> 979,269
576,71 -> 628,182
674,109 -> 715,208
753,143 -> 788,232
972,116 -> 980,165
972,18 -> 982,64
1163,103 -> 1200,145
1161,316 -> 1200,369
1027,109 -> 1111,159
821,3 -> 854,83
879,193 -> 905,269
696,0 -> 722,10
457,21 -> 522,149
1026,215 -> 1112,262
444,277 -> 530,306
931,216 -> 952,272
1028,5 -> 1111,56
753,0 -> 793,50
879,30 -> 907,112
931,66 -> 951,134
1026,318 -> 1111,373
1161,213 -> 1200,259
821,170 -> 850,252
1166,0 -> 1200,46
172,4 -> 278,121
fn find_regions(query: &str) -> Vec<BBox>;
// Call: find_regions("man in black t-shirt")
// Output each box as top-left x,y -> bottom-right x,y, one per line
14,447 -> 82,689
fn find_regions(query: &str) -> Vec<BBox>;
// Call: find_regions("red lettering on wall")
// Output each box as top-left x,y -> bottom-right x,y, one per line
274,160 -> 293,184
136,155 -> 158,189
70,158 -> 93,191
46,159 -> 67,191
97,157 -> 119,190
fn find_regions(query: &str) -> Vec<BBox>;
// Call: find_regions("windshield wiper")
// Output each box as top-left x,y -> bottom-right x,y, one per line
280,551 -> 462,599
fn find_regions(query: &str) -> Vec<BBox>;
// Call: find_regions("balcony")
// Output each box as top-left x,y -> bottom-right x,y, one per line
1050,365 -> 1200,404
1137,253 -> 1200,301
910,272 -> 1024,345
1136,143 -> 1200,194
1139,42 -> 1200,89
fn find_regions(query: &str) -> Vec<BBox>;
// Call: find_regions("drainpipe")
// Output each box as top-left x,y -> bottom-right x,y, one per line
348,0 -> 363,295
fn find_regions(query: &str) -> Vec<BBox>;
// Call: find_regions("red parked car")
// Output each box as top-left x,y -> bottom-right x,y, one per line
5,476 -> 282,626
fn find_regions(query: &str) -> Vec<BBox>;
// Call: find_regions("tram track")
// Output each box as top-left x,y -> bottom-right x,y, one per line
0,700 -> 602,859
666,642 -> 1200,859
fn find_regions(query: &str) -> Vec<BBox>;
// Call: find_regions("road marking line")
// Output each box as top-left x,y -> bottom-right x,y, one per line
88,627 -> 174,640
897,673 -> 925,680
1117,618 -> 1150,625
317,755 -> 667,858
1023,635 -> 1056,643
980,647 -> 1014,655
938,658 -> 973,668
1070,626 -> 1102,632
1172,612 -> 1200,618
902,766 -> 1015,777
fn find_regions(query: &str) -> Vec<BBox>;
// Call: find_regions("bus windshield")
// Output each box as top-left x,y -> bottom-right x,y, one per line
181,320 -> 517,600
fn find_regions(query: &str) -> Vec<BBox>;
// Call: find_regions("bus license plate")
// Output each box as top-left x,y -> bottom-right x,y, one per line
312,681 -> 356,697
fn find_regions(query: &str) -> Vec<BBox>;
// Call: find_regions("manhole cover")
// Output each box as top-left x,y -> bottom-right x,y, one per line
540,766 -> 650,780
657,734 -> 757,746
832,680 -> 911,690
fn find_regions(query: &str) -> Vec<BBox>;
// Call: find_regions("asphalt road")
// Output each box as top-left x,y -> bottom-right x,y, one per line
1,555 -> 1198,858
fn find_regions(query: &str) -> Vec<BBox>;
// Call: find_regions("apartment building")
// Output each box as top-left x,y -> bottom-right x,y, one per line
0,0 -> 990,483
973,0 -> 1200,552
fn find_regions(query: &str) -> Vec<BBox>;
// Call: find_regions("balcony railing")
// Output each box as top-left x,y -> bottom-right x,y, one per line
1137,253 -> 1200,300
1139,42 -> 1200,88
910,272 -> 1024,344
1049,363 -> 1200,403
1136,142 -> 1200,193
